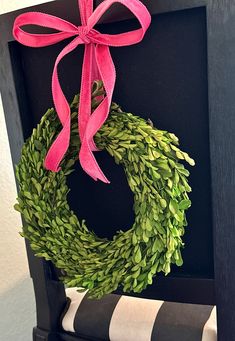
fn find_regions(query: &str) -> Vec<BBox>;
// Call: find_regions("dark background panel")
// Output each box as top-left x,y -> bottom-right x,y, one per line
107,7 -> 213,278
10,7 -> 213,283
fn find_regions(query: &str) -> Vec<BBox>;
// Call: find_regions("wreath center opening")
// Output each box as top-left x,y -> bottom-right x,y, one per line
67,150 -> 135,240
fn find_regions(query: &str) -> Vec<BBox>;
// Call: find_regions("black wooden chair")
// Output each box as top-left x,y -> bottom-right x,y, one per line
1,1 -> 235,340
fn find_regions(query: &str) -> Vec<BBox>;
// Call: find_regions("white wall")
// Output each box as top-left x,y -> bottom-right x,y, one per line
0,96 -> 36,340
0,0 -> 53,14
0,1 -> 54,340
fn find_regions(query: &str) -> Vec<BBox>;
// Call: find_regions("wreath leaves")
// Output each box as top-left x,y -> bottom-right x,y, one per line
15,84 -> 194,298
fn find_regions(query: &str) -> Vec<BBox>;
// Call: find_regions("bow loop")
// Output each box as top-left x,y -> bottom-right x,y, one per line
87,0 -> 151,46
13,12 -> 79,47
13,0 -> 151,182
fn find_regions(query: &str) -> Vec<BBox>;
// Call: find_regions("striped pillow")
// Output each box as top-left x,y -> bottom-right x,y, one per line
62,288 -> 217,341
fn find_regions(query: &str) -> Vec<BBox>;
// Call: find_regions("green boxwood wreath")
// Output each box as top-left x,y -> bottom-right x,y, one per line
15,84 -> 195,298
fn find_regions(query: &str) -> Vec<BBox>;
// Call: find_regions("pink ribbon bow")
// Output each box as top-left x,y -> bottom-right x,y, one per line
13,0 -> 151,183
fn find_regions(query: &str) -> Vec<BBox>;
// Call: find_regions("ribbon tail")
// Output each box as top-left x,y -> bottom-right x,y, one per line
45,36 -> 83,171
79,44 -> 93,143
89,43 -> 103,152
79,109 -> 110,183
79,45 -> 115,183
95,45 -> 116,102
79,44 -> 99,152
44,118 -> 71,171
91,44 -> 100,82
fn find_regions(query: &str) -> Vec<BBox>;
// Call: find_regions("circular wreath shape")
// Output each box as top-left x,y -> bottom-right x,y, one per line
15,86 -> 195,298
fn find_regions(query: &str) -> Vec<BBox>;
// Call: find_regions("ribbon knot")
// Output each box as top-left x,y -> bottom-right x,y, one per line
13,0 -> 151,183
77,25 -> 91,44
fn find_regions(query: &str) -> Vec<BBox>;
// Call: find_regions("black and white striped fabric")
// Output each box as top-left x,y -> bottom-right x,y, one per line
62,288 -> 217,341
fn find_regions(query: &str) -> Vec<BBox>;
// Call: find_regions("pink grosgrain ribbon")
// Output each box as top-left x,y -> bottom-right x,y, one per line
13,0 -> 151,183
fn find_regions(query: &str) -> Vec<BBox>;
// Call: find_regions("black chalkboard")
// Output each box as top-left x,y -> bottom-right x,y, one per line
12,7 -> 213,281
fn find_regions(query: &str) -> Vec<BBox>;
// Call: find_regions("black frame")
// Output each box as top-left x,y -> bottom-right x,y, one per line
1,0 -> 235,340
